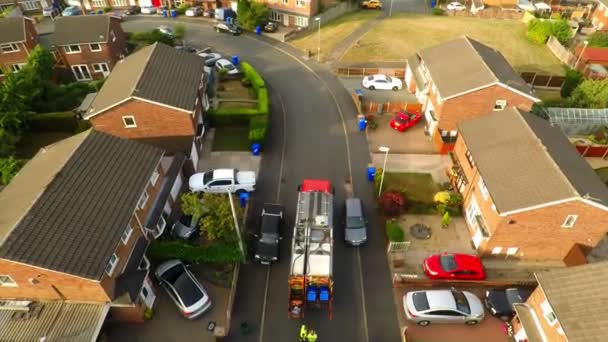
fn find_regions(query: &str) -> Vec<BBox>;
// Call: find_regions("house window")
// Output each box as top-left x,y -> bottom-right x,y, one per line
89,43 -> 101,52
137,190 -> 149,209
296,0 -> 305,6
19,0 -> 39,11
113,0 -> 126,5
71,65 -> 91,81
540,300 -> 558,326
157,215 -> 167,232
105,254 -> 119,276
270,10 -> 281,20
91,0 -> 106,7
465,150 -> 475,168
295,16 -> 309,27
282,0 -> 288,4
64,45 -> 81,54
478,177 -> 489,200
0,43 -> 19,53
494,100 -> 507,111
11,63 -> 26,72
121,224 -> 133,244
122,116 -> 136,128
92,63 -> 109,74
0,275 -> 17,287
491,247 -> 502,254
562,215 -> 577,228
150,170 -> 160,186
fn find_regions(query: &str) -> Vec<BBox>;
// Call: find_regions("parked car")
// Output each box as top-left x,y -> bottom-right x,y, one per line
186,6 -> 203,17
42,7 -> 57,16
158,25 -> 173,37
108,10 -> 127,21
189,168 -> 256,193
345,198 -> 367,246
61,6 -> 82,16
175,44 -> 197,53
362,74 -> 403,91
254,203 -> 284,265
155,260 -> 212,319
198,50 -> 223,67
423,253 -> 486,280
172,214 -> 198,240
390,111 -> 422,132
141,6 -> 157,14
264,21 -> 278,32
447,2 -> 466,11
404,289 -> 485,326
485,288 -> 533,321
215,58 -> 240,75
361,0 -> 382,9
124,5 -> 140,15
214,22 -> 242,35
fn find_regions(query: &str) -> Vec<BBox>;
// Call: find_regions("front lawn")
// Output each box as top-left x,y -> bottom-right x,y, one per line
212,126 -> 251,151
341,14 -> 564,74
381,172 -> 439,204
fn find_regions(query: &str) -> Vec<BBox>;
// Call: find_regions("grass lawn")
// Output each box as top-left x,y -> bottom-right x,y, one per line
535,88 -> 564,105
290,11 -> 379,62
212,126 -> 250,151
16,132 -> 74,159
217,80 -> 256,100
341,14 -> 565,75
218,101 -> 257,109
596,167 -> 608,185
382,172 -> 439,204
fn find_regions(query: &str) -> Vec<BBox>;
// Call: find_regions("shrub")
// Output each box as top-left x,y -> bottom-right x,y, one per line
379,191 -> 406,217
527,19 -> 552,44
431,8 -> 444,16
385,221 -> 405,242
588,32 -> 608,48
28,112 -> 77,133
173,23 -> 186,39
0,129 -> 19,158
561,68 -> 583,98
257,88 -> 269,115
103,7 -> 112,12
241,62 -> 265,92
129,29 -> 174,46
0,156 -> 25,185
551,19 -> 573,45
249,115 -> 268,143
147,240 -> 242,264
442,212 -> 451,228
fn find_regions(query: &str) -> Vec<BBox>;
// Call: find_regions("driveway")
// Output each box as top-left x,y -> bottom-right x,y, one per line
385,0 -> 430,14
340,77 -> 417,104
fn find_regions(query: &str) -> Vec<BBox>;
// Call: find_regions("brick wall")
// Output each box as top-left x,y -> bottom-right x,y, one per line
107,17 -> 128,67
0,41 -> 29,76
263,0 -> 314,18
525,287 -> 567,342
591,3 -> 608,30
109,302 -> 146,322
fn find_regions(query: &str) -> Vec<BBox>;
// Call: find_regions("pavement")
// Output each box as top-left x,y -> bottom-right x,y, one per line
325,12 -> 385,64
384,0 -> 431,14
340,77 -> 417,103
371,152 -> 450,183
198,128 -> 261,174
367,115 -> 436,155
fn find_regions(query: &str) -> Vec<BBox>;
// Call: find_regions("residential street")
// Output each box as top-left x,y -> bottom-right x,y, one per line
121,17 -> 400,342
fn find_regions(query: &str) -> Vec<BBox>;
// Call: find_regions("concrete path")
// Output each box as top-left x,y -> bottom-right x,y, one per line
585,157 -> 608,169
197,128 -> 261,174
324,12 -> 385,64
371,153 -> 450,183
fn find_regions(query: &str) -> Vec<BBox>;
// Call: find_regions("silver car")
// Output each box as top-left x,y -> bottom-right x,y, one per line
345,198 -> 367,246
155,260 -> 212,319
403,289 -> 485,326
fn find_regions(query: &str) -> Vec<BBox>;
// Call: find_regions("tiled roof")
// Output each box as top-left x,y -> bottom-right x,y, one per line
53,15 -> 112,45
0,130 -> 163,279
0,16 -> 27,44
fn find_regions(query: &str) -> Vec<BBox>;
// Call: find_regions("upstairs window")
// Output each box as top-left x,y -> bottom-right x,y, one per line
121,224 -> 133,244
137,190 -> 149,209
122,116 -> 136,128
0,43 -> 19,53
494,100 -> 507,111
296,0 -> 305,6
478,177 -> 489,200
540,300 -> 558,326
64,45 -> 81,54
150,170 -> 160,186
105,254 -> 119,276
465,150 -> 475,168
0,275 -> 17,287
89,43 -> 101,52
562,215 -> 577,228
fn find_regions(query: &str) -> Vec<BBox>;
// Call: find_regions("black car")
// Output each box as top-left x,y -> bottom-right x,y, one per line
254,203 -> 284,265
485,288 -> 533,320
214,22 -> 242,36
264,21 -> 278,33
124,5 -> 140,15
171,214 -> 198,240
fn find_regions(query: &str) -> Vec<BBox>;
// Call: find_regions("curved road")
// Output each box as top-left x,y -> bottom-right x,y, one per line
123,17 -> 399,342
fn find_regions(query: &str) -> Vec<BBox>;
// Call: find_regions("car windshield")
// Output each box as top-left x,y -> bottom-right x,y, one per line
367,76 -> 374,81
260,233 -> 279,244
396,115 -> 408,124
412,292 -> 430,311
223,63 -> 235,70
386,76 -> 393,83
451,289 -> 471,314
203,171 -> 214,185
346,216 -> 364,229
174,272 -> 204,307
439,254 -> 458,272
161,264 -> 186,284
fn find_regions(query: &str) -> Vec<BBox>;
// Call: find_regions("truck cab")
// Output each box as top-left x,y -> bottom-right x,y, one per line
254,203 -> 284,265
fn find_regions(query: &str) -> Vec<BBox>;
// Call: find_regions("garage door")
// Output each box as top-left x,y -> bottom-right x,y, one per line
139,0 -> 152,7
190,141 -> 199,170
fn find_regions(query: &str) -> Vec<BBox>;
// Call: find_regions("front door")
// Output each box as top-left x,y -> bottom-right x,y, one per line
140,278 -> 157,309
283,14 -> 289,26
472,229 -> 483,249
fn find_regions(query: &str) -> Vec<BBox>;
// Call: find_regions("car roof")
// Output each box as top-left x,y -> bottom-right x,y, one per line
262,203 -> 284,216
261,214 -> 280,235
371,74 -> 387,80
212,168 -> 234,179
216,59 -> 232,66
346,198 -> 363,217
453,253 -> 484,270
425,290 -> 456,310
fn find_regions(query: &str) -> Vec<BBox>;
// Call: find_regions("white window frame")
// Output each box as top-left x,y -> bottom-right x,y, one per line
105,254 -> 119,276
137,190 -> 149,209
296,0 -> 305,7
112,0 -> 126,5
478,177 -> 489,200
19,0 -> 39,11
295,16 -> 308,27
64,45 -> 81,54
157,215 -> 167,232
91,0 -> 106,7
0,43 -> 19,53
71,64 -> 91,81
121,224 -> 133,244
122,115 -> 137,128
540,300 -> 558,326
150,170 -> 160,186
282,0 -> 288,4
92,63 -> 109,73
562,215 -> 577,228
494,100 -> 507,111
89,43 -> 102,52
11,63 -> 26,72
491,247 -> 502,254
0,275 -> 17,287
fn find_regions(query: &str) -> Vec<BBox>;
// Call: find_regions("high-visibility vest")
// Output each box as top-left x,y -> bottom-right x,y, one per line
300,325 -> 307,338
307,331 -> 318,342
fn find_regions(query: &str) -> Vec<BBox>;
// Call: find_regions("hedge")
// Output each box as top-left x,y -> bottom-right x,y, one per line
28,112 -> 78,133
241,62 -> 265,93
249,115 -> 268,143
385,221 -> 405,242
147,240 -> 242,264
209,88 -> 269,125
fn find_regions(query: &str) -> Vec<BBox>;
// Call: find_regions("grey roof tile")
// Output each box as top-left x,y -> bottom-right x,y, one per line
0,17 -> 27,44
53,15 -> 111,45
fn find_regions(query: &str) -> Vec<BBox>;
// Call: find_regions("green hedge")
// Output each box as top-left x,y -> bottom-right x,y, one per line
249,115 -> 268,143
385,221 -> 405,242
147,240 -> 242,264
241,62 -> 265,93
28,112 -> 78,133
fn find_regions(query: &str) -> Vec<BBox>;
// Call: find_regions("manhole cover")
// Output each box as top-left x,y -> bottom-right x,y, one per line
410,224 -> 431,240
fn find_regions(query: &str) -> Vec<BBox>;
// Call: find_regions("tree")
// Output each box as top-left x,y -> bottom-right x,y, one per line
198,194 -> 242,242
237,0 -> 269,31
181,192 -> 205,222
0,128 -> 20,158
588,32 -> 608,48
560,68 -> 583,98
0,156 -> 24,185
526,19 -> 571,45
569,79 -> 608,109
550,19 -> 572,45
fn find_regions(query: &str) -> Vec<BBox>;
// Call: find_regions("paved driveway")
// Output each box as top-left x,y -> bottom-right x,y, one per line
384,0 -> 430,14
340,77 -> 417,104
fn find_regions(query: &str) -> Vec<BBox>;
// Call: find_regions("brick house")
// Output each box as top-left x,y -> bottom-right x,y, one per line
574,45 -> 608,79
511,262 -> 608,342
85,42 -> 208,174
0,0 -> 42,12
591,0 -> 608,30
0,16 -> 37,81
259,0 -> 335,28
0,130 -> 186,328
405,37 -> 540,154
449,107 -> 608,262
53,15 -> 128,81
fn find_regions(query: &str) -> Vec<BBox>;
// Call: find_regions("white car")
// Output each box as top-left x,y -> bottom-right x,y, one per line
198,51 -> 222,67
158,25 -> 173,37
404,289 -> 485,326
42,7 -> 57,16
141,6 -> 157,14
189,168 -> 256,193
362,74 -> 403,91
215,58 -> 240,75
447,2 -> 466,11
185,6 -> 203,17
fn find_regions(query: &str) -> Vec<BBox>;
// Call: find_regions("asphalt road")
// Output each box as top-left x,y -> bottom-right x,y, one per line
122,17 -> 400,342
384,0 -> 430,14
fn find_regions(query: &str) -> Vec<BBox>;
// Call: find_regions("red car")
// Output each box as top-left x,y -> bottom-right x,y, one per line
423,253 -> 486,280
389,110 -> 422,132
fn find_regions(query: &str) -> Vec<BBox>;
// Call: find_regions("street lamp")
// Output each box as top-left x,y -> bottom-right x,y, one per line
315,17 -> 321,63
378,146 -> 390,197
574,40 -> 589,70
389,0 -> 394,17
226,191 -> 246,259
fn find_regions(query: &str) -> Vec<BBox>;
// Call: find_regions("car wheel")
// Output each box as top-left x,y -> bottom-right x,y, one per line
392,86 -> 398,91
417,320 -> 430,326
369,86 -> 375,90
465,320 -> 478,326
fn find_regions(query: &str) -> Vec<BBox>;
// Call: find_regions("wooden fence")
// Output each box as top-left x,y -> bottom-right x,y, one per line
520,72 -> 566,89
336,67 -> 405,78
392,273 -> 537,288
546,36 -> 576,66
447,7 -> 524,20
351,90 -> 422,114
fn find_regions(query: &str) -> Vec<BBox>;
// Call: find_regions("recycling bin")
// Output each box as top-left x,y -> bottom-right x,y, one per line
231,55 -> 239,66
255,26 -> 261,35
358,117 -> 367,131
251,143 -> 261,156
367,166 -> 376,182
239,191 -> 250,208
170,9 -> 177,17
162,9 -> 168,17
